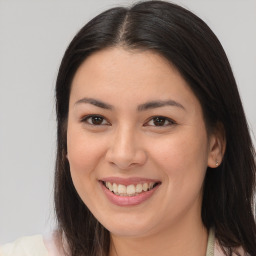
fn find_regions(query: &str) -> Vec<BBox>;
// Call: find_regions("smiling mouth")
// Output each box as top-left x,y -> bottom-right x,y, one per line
102,181 -> 160,197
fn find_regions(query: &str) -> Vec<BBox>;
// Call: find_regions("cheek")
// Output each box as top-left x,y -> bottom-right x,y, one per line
149,128 -> 209,189
67,128 -> 104,173
154,137 -> 207,166
148,130 -> 209,221
66,127 -> 108,202
66,127 -> 110,211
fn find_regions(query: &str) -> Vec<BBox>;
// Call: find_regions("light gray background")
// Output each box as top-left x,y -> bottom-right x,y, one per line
0,0 -> 255,244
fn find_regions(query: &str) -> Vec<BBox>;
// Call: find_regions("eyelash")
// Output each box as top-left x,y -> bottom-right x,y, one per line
144,116 -> 176,127
80,114 -> 176,128
80,115 -> 110,126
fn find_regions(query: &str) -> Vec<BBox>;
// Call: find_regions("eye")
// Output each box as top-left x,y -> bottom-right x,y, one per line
81,115 -> 110,126
145,116 -> 176,127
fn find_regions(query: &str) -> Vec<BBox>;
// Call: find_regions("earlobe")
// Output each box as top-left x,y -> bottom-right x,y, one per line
207,123 -> 226,168
207,136 -> 223,168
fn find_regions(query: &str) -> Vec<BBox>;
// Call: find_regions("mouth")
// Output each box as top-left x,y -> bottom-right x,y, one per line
101,181 -> 160,197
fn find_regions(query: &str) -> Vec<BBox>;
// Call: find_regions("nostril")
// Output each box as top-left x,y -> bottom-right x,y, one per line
105,142 -> 147,169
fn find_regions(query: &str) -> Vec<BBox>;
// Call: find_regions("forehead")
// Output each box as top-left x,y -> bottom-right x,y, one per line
69,47 -> 200,111
72,47 -> 178,84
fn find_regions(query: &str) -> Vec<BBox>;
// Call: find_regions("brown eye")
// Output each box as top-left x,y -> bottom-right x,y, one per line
145,116 -> 176,127
153,117 -> 167,126
81,115 -> 109,125
91,116 -> 104,125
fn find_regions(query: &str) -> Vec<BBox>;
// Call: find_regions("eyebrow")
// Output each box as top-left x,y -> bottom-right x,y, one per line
137,100 -> 185,111
75,97 -> 185,111
75,97 -> 113,110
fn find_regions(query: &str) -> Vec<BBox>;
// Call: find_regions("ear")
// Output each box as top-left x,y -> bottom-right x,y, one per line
207,122 -> 226,168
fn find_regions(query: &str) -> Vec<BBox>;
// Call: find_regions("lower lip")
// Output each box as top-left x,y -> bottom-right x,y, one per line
100,182 -> 160,206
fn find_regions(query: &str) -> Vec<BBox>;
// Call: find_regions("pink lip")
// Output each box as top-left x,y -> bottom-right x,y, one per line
100,176 -> 160,186
100,181 -> 160,207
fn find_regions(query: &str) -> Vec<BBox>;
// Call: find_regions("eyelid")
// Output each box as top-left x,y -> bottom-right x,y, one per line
79,114 -> 176,127
144,116 -> 177,127
80,114 -> 110,125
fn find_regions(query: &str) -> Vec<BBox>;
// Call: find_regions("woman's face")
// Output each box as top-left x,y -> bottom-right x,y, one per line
67,47 -> 218,238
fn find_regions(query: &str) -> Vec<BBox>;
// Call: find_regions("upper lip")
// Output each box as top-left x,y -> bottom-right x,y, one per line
100,177 -> 161,186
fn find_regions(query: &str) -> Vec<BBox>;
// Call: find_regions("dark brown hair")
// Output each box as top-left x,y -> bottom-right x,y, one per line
54,1 -> 256,255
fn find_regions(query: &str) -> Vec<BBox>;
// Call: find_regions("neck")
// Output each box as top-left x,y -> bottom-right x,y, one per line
109,216 -> 208,256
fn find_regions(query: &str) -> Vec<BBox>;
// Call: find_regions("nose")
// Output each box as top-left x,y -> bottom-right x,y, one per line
105,125 -> 147,170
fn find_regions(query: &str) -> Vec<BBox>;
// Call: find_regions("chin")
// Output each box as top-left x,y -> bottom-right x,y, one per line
108,225 -> 153,238
97,214 -> 159,238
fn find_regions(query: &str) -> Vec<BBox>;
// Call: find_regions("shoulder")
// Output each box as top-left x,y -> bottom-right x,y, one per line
215,239 -> 248,256
0,231 -> 68,256
0,235 -> 48,256
209,228 -> 248,256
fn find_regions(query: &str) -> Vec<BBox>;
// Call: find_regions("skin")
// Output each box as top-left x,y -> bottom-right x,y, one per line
67,47 -> 224,256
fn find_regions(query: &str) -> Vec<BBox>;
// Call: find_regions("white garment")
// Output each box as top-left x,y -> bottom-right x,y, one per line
0,229 -> 246,256
0,235 -> 48,256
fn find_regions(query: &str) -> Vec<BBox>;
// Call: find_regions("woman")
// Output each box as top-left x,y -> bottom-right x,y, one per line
1,1 -> 255,256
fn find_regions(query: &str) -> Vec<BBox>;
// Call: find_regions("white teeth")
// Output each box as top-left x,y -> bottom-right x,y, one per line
118,184 -> 126,194
127,184 -> 136,195
112,183 -> 118,193
135,184 -> 143,193
104,181 -> 157,196
106,182 -> 113,191
142,183 -> 148,191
